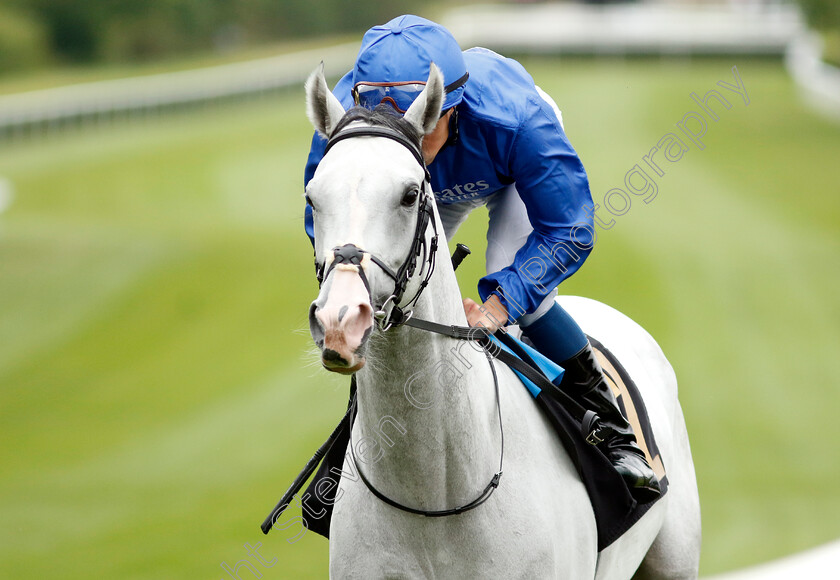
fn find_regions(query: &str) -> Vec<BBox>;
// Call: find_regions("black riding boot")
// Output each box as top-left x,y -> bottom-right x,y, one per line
560,342 -> 662,502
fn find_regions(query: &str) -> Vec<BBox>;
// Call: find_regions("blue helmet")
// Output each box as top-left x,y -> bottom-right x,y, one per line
352,15 -> 469,113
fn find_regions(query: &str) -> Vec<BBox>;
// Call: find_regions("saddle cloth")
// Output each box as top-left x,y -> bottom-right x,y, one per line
300,334 -> 667,551
501,334 -> 669,550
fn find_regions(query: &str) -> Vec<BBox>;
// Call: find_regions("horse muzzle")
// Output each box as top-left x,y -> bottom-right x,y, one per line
309,268 -> 374,374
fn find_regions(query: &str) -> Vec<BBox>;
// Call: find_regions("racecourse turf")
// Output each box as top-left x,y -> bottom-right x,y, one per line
0,57 -> 838,578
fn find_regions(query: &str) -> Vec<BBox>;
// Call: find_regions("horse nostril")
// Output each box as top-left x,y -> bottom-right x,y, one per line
309,302 -> 325,347
322,349 -> 348,365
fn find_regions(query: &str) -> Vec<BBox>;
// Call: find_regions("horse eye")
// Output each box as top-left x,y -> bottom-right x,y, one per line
305,194 -> 315,210
401,188 -> 419,207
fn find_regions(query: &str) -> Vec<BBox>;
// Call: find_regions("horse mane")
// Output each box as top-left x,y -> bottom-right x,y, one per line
331,105 -> 423,149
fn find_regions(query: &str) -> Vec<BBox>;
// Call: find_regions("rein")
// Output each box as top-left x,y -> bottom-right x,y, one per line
349,343 -> 504,518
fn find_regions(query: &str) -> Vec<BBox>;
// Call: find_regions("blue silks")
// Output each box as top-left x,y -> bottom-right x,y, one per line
490,333 -> 564,398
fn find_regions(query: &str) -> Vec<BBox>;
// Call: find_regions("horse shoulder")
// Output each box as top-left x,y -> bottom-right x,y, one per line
494,363 -> 600,574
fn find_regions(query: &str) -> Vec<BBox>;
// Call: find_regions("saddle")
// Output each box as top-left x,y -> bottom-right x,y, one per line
296,333 -> 668,551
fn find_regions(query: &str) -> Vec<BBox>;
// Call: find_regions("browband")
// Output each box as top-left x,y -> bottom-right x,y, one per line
324,125 -> 431,183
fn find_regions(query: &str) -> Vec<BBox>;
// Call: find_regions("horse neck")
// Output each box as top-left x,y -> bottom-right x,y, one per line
353,223 -> 501,509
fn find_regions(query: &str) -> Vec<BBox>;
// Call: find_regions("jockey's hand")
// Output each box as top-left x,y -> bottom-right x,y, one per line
463,294 -> 509,333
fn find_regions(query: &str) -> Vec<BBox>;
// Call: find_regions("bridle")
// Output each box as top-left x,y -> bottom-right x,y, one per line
312,121 -> 505,518
315,124 -> 440,332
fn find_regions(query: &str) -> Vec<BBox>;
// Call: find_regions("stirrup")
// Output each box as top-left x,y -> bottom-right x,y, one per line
581,410 -> 614,446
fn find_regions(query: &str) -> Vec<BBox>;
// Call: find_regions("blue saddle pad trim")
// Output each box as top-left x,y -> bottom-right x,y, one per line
490,334 -> 564,397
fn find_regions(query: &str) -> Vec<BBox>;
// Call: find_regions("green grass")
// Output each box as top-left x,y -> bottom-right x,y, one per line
0,57 -> 838,578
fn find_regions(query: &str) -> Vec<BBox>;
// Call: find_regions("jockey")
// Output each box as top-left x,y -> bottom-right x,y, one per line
303,15 -> 660,500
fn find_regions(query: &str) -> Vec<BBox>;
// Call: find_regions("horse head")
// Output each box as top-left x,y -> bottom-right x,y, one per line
304,62 -> 445,374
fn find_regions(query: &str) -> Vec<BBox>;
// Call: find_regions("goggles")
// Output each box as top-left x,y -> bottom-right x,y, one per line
352,72 -> 469,114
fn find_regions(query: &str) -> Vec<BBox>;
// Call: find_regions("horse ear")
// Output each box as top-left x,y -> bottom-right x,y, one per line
305,62 -> 346,138
403,63 -> 445,136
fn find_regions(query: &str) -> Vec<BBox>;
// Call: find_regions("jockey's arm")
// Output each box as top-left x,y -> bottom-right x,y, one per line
476,96 -> 594,325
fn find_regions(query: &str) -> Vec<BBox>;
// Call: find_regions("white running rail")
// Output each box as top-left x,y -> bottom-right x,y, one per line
704,539 -> 840,579
0,42 -> 358,142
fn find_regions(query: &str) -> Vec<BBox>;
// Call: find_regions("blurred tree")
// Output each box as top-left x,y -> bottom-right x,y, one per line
798,0 -> 840,65
0,0 -> 424,66
798,0 -> 840,30
99,0 -> 234,61
0,4 -> 50,72
232,0 -> 420,45
21,0 -> 105,62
